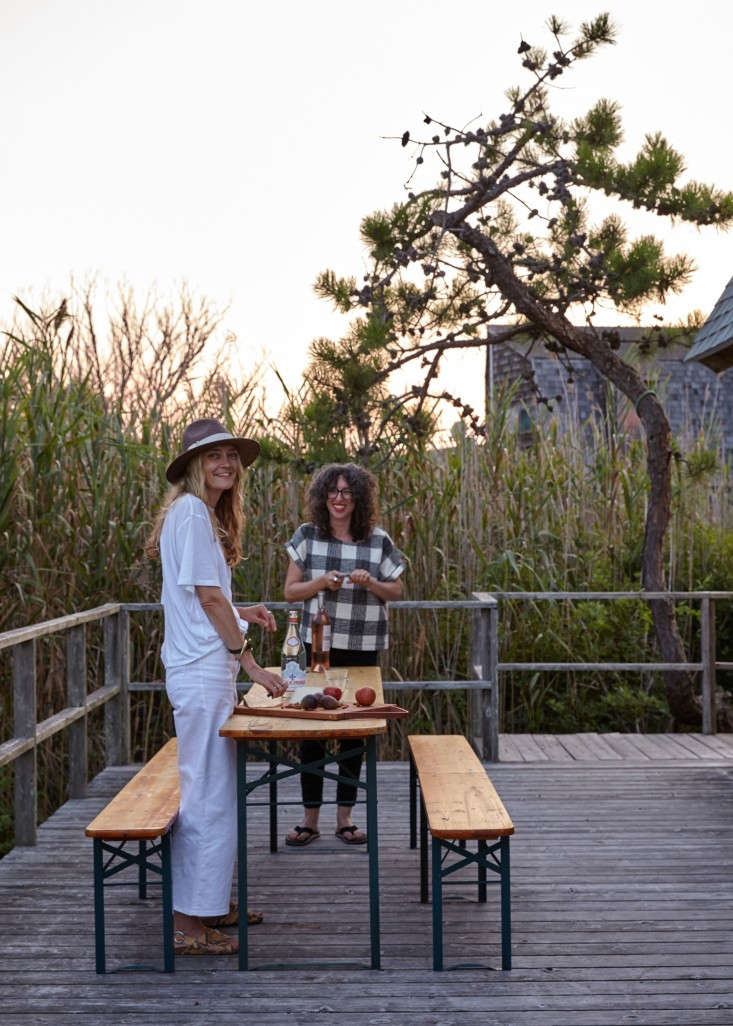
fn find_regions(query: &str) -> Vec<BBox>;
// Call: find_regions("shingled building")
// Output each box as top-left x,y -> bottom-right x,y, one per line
489,326 -> 733,462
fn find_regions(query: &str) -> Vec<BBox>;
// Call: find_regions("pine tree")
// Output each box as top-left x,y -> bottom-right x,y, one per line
316,13 -> 733,726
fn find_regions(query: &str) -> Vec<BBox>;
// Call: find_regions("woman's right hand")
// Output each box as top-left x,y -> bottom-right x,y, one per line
248,665 -> 287,697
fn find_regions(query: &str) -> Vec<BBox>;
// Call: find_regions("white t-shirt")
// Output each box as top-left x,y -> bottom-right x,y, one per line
160,493 -> 243,668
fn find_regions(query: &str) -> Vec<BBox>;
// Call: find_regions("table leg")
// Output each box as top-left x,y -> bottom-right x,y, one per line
237,740 -> 249,971
93,838 -> 106,974
365,735 -> 381,970
409,752 -> 417,849
419,793 -> 429,903
161,832 -> 174,972
500,835 -> 511,970
268,740 -> 278,853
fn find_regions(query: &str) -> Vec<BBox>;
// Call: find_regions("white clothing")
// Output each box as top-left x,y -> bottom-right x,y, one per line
166,648 -> 238,916
159,493 -> 248,917
160,493 -> 245,668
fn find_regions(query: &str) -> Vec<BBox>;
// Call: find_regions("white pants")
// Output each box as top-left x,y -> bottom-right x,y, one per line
165,648 -> 238,918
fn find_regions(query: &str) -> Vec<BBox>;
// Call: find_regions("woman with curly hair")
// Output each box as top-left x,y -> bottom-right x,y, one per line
146,418 -> 286,955
283,463 -> 405,847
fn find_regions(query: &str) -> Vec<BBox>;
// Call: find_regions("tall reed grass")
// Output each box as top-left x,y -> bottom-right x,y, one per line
1,295 -> 731,854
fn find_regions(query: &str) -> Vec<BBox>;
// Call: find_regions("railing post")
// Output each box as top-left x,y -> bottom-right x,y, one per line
470,593 -> 499,761
701,597 -> 716,735
67,624 -> 87,797
104,610 -> 130,765
13,639 -> 37,846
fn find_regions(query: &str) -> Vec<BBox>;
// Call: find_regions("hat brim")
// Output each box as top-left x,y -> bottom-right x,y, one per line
166,437 -> 260,483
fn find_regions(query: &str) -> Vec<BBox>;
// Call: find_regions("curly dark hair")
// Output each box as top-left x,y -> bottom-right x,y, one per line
306,463 -> 378,542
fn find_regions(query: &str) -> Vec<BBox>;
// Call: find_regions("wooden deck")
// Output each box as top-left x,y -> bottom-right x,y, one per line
1,735 -> 732,1025
499,731 -> 733,762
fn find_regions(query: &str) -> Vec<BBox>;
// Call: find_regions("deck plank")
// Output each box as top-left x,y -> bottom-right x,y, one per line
1,742 -> 732,1025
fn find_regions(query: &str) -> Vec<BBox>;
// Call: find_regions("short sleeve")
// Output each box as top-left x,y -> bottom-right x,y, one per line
176,510 -> 221,590
285,525 -> 309,573
378,532 -> 405,581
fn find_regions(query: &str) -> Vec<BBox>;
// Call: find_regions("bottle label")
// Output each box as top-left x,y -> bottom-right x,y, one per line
283,661 -> 306,683
322,625 -> 331,651
286,637 -> 300,648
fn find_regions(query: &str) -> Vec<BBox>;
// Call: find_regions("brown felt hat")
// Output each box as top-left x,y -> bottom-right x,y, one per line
166,418 -> 260,483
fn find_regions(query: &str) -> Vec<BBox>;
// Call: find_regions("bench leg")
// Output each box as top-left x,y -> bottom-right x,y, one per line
161,832 -> 174,972
478,839 -> 487,903
93,838 -> 106,974
419,793 -> 429,903
409,752 -> 417,849
138,840 -> 147,899
431,835 -> 443,971
500,836 -> 511,970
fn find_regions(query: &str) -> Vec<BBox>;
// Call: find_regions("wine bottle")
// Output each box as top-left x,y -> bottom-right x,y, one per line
310,592 -> 331,672
281,609 -> 307,689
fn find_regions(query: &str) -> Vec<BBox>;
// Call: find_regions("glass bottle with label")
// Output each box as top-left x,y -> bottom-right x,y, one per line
281,609 -> 307,692
310,592 -> 331,672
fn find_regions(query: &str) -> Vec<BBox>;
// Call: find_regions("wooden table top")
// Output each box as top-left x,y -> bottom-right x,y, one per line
219,665 -> 388,740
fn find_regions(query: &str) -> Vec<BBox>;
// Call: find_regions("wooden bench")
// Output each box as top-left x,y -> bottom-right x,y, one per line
85,738 -> 179,973
408,734 -> 514,970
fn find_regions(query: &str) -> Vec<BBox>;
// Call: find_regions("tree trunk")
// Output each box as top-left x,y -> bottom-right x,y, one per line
443,219 -> 700,726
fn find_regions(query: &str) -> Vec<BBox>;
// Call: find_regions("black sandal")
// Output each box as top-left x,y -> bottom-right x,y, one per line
285,824 -> 320,847
335,824 -> 367,845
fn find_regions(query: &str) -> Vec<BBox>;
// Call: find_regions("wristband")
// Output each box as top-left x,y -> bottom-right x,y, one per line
227,636 -> 252,657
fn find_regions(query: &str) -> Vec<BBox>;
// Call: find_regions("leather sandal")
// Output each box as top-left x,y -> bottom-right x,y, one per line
173,926 -> 239,955
202,903 -> 263,927
335,824 -> 367,845
285,824 -> 320,846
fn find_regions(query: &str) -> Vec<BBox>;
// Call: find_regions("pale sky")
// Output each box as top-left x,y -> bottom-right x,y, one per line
2,0 -> 732,415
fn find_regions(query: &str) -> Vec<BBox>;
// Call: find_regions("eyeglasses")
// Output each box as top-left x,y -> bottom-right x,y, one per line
327,487 -> 353,500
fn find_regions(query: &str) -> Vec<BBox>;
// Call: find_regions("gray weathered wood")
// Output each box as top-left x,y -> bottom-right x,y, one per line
0,603 -> 119,651
1,758 -> 733,1024
103,610 -> 129,766
67,625 -> 87,799
499,662 -> 703,671
701,597 -> 716,734
12,639 -> 37,846
470,592 -> 498,761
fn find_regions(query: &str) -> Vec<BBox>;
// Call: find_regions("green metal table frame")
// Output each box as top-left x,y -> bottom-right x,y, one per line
91,834 -> 174,974
408,751 -> 511,971
235,734 -> 381,970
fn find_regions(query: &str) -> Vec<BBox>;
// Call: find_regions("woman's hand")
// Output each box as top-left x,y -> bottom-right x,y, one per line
348,569 -> 372,589
322,571 -> 346,592
238,603 -> 277,632
247,664 -> 287,697
348,571 -> 404,602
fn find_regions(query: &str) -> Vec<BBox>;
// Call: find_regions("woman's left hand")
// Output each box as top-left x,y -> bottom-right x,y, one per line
348,569 -> 372,590
249,665 -> 287,697
239,603 -> 277,632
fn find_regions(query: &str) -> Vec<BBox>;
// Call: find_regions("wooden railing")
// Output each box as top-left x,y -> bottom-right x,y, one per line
0,595 -> 497,847
491,591 -> 732,735
2,591 -> 730,848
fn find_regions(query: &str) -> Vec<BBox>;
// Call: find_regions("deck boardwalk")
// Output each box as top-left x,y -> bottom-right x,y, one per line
1,736 -> 732,1025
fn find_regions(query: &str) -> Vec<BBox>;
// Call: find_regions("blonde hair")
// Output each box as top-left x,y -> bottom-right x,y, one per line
145,451 -> 244,567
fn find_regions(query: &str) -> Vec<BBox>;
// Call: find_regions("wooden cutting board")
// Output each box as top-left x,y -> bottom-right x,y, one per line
234,701 -> 408,721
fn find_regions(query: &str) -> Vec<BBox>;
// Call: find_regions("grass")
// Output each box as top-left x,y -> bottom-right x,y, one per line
1,294 -> 732,854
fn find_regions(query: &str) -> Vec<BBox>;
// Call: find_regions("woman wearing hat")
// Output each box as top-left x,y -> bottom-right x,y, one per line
146,418 -> 286,956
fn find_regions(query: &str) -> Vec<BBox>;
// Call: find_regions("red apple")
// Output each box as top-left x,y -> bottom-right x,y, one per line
355,686 -> 376,707
323,686 -> 342,701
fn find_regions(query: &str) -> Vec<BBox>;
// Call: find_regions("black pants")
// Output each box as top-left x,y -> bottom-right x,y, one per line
301,646 -> 378,809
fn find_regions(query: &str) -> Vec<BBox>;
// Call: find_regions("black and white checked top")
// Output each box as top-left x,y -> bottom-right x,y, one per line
285,523 -> 405,651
